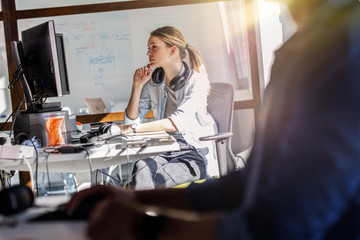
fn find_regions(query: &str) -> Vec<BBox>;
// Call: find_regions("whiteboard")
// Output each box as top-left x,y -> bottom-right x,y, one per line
17,1 -> 250,115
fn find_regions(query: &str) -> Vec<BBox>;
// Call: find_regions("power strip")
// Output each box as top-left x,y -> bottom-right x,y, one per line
0,145 -> 35,160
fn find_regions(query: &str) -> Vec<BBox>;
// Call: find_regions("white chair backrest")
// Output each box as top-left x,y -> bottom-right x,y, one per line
208,82 -> 235,134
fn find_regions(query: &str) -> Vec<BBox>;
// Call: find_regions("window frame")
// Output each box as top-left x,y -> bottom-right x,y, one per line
0,0 -> 263,130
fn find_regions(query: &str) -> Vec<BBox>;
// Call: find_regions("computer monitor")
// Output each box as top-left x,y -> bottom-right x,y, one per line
11,41 -> 35,106
12,20 -> 70,112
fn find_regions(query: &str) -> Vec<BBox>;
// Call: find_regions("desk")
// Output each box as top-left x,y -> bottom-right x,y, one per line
0,195 -> 87,240
0,131 -> 179,185
1,222 -> 87,240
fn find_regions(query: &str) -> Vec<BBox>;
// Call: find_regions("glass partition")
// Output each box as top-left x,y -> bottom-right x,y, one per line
0,21 -> 11,123
17,1 -> 252,116
15,0 -> 132,10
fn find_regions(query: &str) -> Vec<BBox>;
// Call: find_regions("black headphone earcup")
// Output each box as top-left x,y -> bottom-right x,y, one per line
98,125 -> 105,134
169,62 -> 192,91
98,123 -> 111,135
152,67 -> 165,84
169,75 -> 185,91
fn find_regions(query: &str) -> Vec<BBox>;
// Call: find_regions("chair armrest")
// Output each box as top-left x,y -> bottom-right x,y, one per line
199,132 -> 234,177
199,132 -> 233,142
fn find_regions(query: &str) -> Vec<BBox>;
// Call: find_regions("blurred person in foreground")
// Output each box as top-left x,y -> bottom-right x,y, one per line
66,0 -> 360,239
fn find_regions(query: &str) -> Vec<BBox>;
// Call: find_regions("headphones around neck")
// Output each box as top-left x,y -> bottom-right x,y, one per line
152,61 -> 193,91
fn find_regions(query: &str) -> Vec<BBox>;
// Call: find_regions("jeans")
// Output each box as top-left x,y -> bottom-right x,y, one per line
132,132 -> 207,190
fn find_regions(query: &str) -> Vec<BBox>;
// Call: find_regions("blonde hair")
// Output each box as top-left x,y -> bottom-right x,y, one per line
151,26 -> 207,75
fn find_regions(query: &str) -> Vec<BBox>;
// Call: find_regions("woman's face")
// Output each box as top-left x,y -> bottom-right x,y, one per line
147,35 -> 172,68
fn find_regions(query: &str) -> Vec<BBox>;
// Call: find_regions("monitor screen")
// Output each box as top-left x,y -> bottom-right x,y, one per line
19,20 -> 70,111
11,41 -> 35,104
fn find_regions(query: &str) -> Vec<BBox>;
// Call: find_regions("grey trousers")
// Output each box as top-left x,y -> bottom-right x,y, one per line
132,133 -> 207,190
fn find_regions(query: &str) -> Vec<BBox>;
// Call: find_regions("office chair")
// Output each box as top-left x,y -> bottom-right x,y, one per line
199,82 -> 238,177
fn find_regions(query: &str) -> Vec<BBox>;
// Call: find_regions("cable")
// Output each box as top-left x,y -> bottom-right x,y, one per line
101,139 -> 128,186
0,171 -> 6,189
126,146 -> 130,187
237,155 -> 246,166
102,140 -> 115,162
9,99 -> 25,139
19,171 -> 25,186
101,138 -> 154,188
103,165 -> 117,185
90,142 -> 118,185
45,153 -> 52,196
22,156 -> 34,193
5,64 -> 28,126
15,133 -> 39,196
84,148 -> 93,185
8,64 -> 26,103
43,146 -> 88,194
121,157 -> 157,189
30,136 -> 39,197
95,169 -> 122,186
0,99 -> 24,132
8,64 -> 24,90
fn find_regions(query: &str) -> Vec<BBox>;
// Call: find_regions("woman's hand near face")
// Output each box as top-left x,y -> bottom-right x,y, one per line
133,64 -> 152,88
126,64 -> 152,120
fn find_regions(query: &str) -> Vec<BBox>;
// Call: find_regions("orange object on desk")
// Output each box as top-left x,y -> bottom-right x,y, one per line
46,117 -> 65,146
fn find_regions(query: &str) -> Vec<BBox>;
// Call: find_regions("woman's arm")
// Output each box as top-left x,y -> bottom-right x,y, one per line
119,118 -> 177,134
125,65 -> 152,120
141,118 -> 177,132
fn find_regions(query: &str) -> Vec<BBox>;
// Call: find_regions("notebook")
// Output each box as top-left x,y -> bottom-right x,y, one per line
84,98 -> 107,114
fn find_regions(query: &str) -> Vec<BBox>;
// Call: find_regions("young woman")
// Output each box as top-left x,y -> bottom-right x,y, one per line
119,26 -> 218,189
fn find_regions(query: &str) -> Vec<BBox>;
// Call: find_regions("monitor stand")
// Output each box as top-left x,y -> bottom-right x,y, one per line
25,101 -> 62,113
